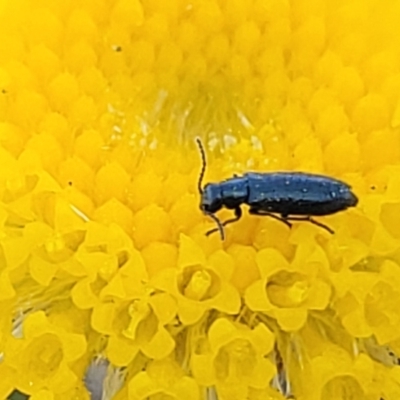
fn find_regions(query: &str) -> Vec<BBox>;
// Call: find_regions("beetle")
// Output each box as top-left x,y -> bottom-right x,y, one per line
196,138 -> 358,240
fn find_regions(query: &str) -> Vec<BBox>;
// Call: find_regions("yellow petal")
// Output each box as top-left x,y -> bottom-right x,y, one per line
208,318 -> 239,351
249,358 -> 276,389
256,248 -> 289,278
178,234 -> 206,268
71,278 -> 98,309
60,331 -> 86,362
0,270 -> 16,300
141,326 -> 175,359
208,249 -> 234,281
211,283 -> 241,315
245,280 -> 272,312
342,309 -> 372,338
149,293 -> 177,324
29,254 -> 58,286
249,323 -> 275,355
100,271 -> 126,300
173,376 -> 201,400
178,298 -> 206,326
91,302 -> 115,334
0,364 -> 16,399
31,390 -> 54,400
306,280 -> 331,310
107,335 -> 138,367
275,308 -> 307,331
48,361 -> 78,394
128,371 -> 157,399
24,311 -> 50,339
191,354 -> 215,386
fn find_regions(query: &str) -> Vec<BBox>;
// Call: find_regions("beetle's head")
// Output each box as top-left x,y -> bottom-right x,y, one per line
195,137 -> 225,240
200,183 -> 223,214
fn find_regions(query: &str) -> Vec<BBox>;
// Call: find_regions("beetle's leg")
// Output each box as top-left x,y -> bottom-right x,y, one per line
221,207 -> 242,227
249,208 -> 292,228
205,212 -> 225,240
206,207 -> 242,237
285,216 -> 334,234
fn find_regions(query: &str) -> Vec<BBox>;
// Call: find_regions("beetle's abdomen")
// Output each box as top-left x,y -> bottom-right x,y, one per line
245,172 -> 358,216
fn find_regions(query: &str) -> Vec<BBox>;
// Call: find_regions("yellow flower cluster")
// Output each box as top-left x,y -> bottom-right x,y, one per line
1,0 -> 400,399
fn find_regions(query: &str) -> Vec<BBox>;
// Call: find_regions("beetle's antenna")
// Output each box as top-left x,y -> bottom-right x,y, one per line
205,212 -> 225,240
195,137 -> 206,195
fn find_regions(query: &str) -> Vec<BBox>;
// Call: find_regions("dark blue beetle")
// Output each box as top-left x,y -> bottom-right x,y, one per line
196,138 -> 358,239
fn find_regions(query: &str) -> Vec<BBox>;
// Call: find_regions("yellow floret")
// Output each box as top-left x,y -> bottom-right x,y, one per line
133,205 -> 172,248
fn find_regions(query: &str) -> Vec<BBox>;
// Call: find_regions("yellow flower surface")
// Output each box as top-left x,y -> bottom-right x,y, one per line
191,318 -> 275,398
245,245 -> 331,331
1,0 -> 400,399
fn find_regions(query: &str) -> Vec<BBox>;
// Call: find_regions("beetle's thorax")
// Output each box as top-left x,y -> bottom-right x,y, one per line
201,176 -> 249,213
201,183 -> 223,213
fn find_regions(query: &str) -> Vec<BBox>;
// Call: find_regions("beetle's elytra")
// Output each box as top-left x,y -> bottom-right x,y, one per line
196,138 -> 358,240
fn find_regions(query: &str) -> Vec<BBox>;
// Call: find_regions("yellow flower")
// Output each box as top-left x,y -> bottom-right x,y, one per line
128,358 -> 200,400
191,318 -> 276,399
151,234 -> 241,325
89,288 -> 176,366
301,345 -> 380,400
334,259 -> 400,344
71,221 -> 149,309
245,243 -> 331,331
5,311 -> 86,396
2,170 -> 86,287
